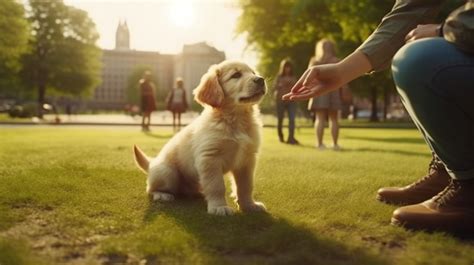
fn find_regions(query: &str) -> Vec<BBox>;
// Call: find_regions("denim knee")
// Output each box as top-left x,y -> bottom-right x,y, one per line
391,38 -> 448,95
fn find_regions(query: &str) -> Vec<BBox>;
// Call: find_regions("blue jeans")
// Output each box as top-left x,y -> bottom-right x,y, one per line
276,101 -> 297,140
392,38 -> 474,180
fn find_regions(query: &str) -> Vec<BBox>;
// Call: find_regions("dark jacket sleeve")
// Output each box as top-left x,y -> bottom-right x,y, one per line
357,0 -> 444,72
443,0 -> 474,53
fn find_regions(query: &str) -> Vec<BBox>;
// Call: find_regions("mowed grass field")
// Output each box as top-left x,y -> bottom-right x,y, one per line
1,126 -> 473,265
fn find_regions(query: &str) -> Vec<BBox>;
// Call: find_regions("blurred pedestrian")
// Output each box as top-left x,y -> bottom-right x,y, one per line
307,39 -> 347,150
65,102 -> 72,120
139,71 -> 157,131
167,78 -> 188,131
274,59 -> 299,144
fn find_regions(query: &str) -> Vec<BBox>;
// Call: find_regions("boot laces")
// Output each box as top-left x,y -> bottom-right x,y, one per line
410,175 -> 431,188
409,159 -> 443,188
428,158 -> 443,173
432,180 -> 461,206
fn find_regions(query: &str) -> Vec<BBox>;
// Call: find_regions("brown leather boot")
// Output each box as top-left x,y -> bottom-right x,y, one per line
377,157 -> 450,205
391,178 -> 474,234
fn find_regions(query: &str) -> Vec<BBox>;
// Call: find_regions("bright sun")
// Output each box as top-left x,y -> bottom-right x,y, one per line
168,0 -> 195,29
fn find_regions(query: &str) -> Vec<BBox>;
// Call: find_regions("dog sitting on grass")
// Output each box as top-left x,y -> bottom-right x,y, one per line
133,61 -> 267,216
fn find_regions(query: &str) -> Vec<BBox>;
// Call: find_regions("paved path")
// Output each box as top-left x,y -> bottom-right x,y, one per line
1,111 -> 202,126
0,112 -> 415,129
53,111 -> 202,125
0,111 -> 289,128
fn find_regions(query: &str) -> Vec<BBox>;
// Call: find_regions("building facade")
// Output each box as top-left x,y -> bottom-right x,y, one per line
89,20 -> 225,109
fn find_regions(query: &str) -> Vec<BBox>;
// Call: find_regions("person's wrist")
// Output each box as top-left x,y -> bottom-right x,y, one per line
337,51 -> 372,83
332,62 -> 349,84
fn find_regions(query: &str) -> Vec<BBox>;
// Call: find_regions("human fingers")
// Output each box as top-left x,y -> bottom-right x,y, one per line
302,67 -> 320,88
287,89 -> 316,101
281,93 -> 292,100
405,29 -> 415,42
290,69 -> 310,94
282,86 -> 311,100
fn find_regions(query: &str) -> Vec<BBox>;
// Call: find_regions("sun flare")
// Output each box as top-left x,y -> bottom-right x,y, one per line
168,0 -> 195,29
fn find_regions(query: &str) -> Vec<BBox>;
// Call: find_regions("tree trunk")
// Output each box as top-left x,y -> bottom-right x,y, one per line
37,83 -> 46,119
370,86 -> 379,122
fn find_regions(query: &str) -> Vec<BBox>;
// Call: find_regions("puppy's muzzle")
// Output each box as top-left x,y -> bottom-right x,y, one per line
254,77 -> 265,88
253,76 -> 267,95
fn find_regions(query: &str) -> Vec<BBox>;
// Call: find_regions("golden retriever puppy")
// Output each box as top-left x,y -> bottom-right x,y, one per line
133,61 -> 267,216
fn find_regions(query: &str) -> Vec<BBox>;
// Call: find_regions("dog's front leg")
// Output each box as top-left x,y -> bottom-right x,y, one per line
197,161 -> 234,216
232,157 -> 266,213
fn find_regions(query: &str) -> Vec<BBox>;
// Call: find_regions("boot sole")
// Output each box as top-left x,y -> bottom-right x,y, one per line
376,195 -> 411,206
391,217 -> 474,238
376,194 -> 428,206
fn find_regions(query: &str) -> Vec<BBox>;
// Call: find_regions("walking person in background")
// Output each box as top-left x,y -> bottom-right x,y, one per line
167,78 -> 188,132
139,71 -> 157,131
308,39 -> 346,150
274,59 -> 299,144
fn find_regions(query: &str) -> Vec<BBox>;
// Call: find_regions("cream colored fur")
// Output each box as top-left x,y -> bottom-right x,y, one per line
133,61 -> 267,216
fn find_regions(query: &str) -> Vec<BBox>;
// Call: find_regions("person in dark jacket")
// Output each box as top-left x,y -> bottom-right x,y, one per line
274,59 -> 299,144
139,71 -> 157,131
283,0 -> 474,233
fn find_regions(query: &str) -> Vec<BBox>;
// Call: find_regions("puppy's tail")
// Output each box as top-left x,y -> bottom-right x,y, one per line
133,145 -> 151,174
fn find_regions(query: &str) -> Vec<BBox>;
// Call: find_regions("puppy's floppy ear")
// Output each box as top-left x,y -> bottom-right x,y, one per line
193,65 -> 224,108
133,145 -> 150,174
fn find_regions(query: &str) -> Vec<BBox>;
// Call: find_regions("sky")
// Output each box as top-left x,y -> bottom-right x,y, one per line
63,0 -> 258,67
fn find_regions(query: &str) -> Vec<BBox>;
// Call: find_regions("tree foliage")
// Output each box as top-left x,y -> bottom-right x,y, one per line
0,0 -> 29,96
21,0 -> 101,116
237,0 -> 463,119
238,0 -> 392,77
237,0 -> 394,119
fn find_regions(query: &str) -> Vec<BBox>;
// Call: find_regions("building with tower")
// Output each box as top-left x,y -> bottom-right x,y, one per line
89,20 -> 225,109
115,20 -> 130,50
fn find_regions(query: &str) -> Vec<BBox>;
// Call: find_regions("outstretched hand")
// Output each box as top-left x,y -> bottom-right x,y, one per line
282,51 -> 372,101
282,63 -> 345,101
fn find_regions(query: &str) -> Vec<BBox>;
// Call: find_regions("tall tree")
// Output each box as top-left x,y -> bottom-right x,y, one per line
0,0 -> 29,97
22,0 -> 101,117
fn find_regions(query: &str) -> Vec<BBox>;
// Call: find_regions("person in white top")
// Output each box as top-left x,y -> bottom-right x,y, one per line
166,78 -> 188,131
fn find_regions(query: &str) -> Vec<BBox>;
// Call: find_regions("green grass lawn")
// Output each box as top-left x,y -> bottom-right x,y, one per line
1,126 -> 473,265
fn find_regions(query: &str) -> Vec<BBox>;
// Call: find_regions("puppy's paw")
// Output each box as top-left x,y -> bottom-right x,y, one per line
239,201 -> 267,213
207,205 -> 235,216
152,192 -> 175,202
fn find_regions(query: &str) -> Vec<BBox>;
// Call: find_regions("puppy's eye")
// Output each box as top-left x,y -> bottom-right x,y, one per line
231,72 -> 242,79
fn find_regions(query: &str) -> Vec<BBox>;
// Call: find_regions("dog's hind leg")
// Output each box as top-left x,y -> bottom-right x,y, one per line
147,164 -> 179,202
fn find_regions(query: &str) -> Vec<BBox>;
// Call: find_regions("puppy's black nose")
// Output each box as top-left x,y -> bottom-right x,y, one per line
254,77 -> 265,87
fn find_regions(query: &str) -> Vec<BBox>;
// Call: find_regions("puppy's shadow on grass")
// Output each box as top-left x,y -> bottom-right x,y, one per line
143,199 -> 389,265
